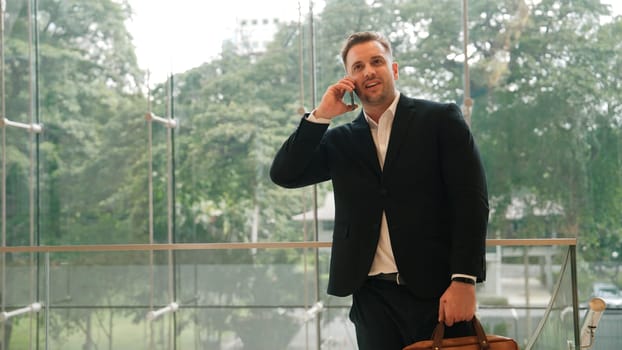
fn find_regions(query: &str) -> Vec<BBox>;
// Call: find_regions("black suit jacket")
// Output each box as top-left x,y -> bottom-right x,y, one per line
270,94 -> 489,298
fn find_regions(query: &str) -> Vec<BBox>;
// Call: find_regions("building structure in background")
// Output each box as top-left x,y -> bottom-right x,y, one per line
226,16 -> 282,56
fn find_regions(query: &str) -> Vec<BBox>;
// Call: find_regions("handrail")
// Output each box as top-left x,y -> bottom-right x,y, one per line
0,238 -> 576,253
486,238 -> 575,246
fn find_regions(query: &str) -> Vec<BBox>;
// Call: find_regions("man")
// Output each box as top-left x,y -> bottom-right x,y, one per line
270,31 -> 488,349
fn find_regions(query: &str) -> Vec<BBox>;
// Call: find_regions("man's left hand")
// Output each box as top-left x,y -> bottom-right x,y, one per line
438,281 -> 476,326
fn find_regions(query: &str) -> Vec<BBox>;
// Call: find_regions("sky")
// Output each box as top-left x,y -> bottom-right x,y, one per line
126,0 -> 320,84
126,0 -> 621,85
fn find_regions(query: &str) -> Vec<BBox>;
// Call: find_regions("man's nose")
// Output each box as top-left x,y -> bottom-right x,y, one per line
363,66 -> 375,79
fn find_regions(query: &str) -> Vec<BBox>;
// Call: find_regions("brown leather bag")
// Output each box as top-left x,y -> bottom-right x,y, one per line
403,317 -> 520,350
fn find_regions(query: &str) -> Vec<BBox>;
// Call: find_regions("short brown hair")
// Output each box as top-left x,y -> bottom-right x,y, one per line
340,31 -> 393,67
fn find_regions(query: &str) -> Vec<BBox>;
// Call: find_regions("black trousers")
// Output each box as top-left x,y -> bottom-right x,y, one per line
349,278 -> 474,350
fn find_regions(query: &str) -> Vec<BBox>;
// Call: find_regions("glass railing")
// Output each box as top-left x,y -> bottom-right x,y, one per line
1,239 -> 581,349
523,243 -> 579,350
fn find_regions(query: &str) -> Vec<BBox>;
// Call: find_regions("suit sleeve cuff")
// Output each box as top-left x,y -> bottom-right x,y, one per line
451,274 -> 477,283
306,110 -> 331,124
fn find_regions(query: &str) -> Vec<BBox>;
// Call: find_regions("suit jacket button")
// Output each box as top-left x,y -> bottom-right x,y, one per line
379,188 -> 388,196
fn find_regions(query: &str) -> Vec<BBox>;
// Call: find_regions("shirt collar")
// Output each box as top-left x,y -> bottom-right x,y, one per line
364,91 -> 401,128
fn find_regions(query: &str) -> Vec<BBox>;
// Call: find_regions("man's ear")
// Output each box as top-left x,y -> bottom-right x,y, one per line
392,62 -> 399,80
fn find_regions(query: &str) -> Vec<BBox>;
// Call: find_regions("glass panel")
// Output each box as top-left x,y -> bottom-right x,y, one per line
133,0 -> 321,245
43,251 -> 175,308
41,309 -> 163,350
479,244 -> 571,348
35,0 -> 150,245
467,0 -> 622,242
468,0 -> 572,240
2,0 -> 32,128
176,250 -> 316,307
2,130 -> 32,247
44,287 -> 352,349
468,3 -> 621,347
2,253 -> 36,307
2,247 -> 360,349
1,252 -> 38,349
524,248 -> 576,349
2,0 -> 33,247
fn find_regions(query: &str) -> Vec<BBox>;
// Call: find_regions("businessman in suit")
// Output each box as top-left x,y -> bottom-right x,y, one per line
270,31 -> 489,349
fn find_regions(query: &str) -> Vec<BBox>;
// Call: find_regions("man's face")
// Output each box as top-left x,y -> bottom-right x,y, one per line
345,40 -> 399,107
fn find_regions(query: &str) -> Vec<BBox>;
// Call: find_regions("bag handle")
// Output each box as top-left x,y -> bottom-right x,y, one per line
431,316 -> 490,350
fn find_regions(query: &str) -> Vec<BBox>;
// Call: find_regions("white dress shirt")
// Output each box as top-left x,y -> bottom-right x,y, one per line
364,92 -> 401,275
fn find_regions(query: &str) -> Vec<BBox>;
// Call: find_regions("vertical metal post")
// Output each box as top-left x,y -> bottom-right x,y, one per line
570,245 -> 580,350
32,0 -> 42,347
524,247 -> 532,336
167,74 -> 177,350
0,0 -> 5,248
26,0 -> 40,348
45,252 -> 50,350
296,3 -> 312,348
146,75 -> 156,350
0,2 -> 6,348
145,73 -> 178,349
308,2 -> 321,348
462,0 -> 473,126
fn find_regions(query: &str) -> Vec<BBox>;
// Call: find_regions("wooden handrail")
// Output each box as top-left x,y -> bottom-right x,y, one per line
0,238 -> 576,253
486,238 -> 576,246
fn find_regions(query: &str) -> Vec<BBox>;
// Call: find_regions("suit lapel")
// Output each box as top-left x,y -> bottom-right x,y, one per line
351,113 -> 382,176
384,96 -> 417,171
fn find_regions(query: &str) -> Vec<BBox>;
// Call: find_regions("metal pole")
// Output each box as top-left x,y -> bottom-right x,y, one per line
0,1 -> 7,347
462,0 -> 473,126
308,2 -> 322,349
168,74 -> 177,350
45,252 -> 49,350
146,74 -> 156,350
570,245 -> 580,350
296,2 -> 312,348
32,0 -> 43,346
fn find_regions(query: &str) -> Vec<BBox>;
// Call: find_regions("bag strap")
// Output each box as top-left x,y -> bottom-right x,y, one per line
431,316 -> 490,350
471,317 -> 490,349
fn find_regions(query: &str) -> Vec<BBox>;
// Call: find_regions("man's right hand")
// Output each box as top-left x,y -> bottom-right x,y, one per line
313,77 -> 358,119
